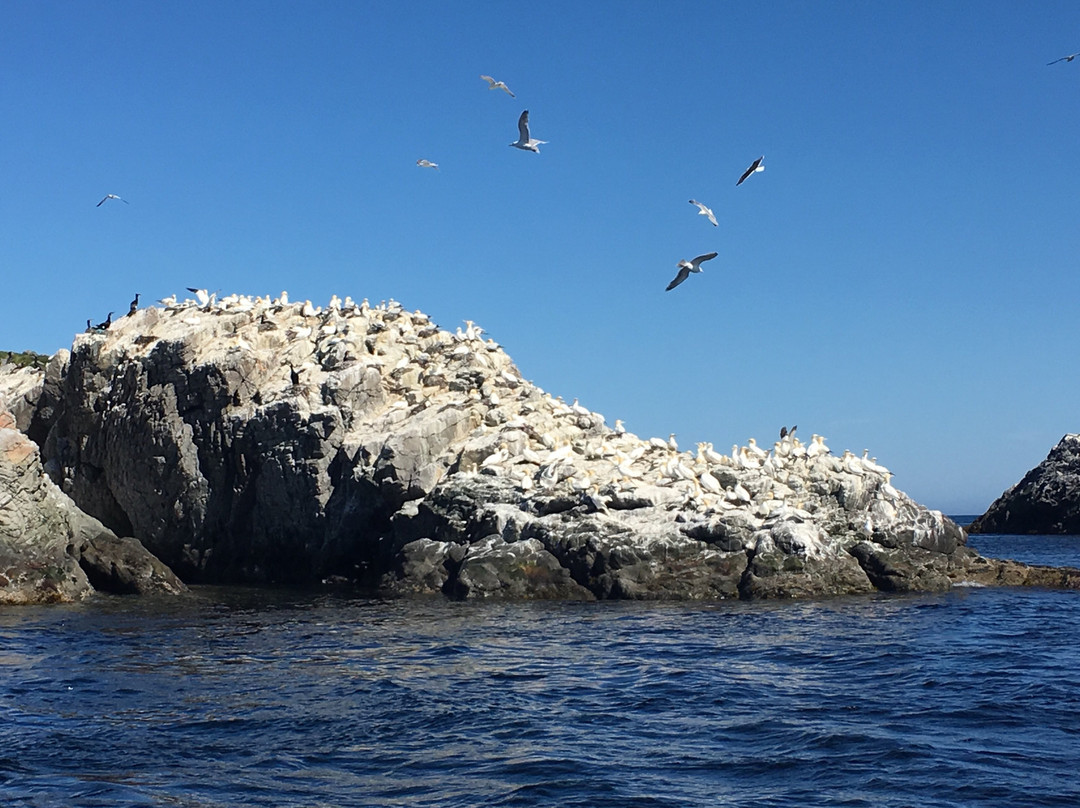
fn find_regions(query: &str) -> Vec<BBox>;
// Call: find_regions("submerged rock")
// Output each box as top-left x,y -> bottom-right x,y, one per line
970,435 -> 1080,535
2,292 -> 1073,601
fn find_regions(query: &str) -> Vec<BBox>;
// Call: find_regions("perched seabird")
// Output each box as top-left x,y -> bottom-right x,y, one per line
186,287 -> 210,307
480,74 -> 516,97
93,312 -> 114,330
1048,52 -> 1080,65
736,155 -> 765,186
665,252 -> 718,291
127,293 -> 140,316
689,199 -> 718,226
289,365 -> 301,386
96,194 -> 128,206
510,110 -> 547,153
416,159 -> 439,169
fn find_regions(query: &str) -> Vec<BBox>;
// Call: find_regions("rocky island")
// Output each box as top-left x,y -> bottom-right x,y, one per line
970,435 -> 1080,535
2,291 -> 1078,604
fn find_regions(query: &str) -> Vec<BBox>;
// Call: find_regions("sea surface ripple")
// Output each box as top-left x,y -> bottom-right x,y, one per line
1,534 -> 1079,807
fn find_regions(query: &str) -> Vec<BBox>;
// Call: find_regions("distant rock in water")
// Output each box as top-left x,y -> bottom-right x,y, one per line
970,435 -> 1080,535
2,291 -> 1077,600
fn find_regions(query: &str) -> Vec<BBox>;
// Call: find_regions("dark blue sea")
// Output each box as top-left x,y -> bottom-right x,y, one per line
2,532 -> 1079,808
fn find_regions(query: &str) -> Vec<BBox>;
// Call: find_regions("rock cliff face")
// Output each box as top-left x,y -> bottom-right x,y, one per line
4,292 -> 1072,600
0,396 -> 185,604
970,435 -> 1080,535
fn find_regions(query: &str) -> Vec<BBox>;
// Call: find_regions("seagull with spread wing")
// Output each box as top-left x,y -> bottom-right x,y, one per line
665,252 -> 718,291
416,159 -> 439,169
1048,52 -> 1080,65
96,194 -> 128,206
689,199 -> 718,226
509,110 -> 547,153
736,155 -> 765,186
481,74 -> 516,97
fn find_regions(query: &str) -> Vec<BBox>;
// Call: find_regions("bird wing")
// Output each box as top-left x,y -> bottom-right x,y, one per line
502,85 -> 516,98
481,75 -> 496,87
1048,54 -> 1078,64
96,196 -> 108,206
666,265 -> 691,291
517,110 -> 530,142
736,156 -> 763,185
706,209 -> 718,226
691,252 -> 719,268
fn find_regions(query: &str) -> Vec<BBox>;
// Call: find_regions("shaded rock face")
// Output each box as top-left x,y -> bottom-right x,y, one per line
0,399 -> 184,604
970,435 -> 1080,535
0,291 -> 1003,601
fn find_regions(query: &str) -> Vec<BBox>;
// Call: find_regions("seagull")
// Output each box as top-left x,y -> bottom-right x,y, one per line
480,74 -> 516,97
689,199 -> 718,226
665,252 -> 718,291
416,159 -> 439,169
1048,52 -> 1080,65
510,110 -> 547,153
96,194 -> 128,206
736,155 -> 765,186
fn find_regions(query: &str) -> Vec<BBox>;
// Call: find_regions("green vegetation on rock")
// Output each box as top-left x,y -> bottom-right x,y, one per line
0,350 -> 51,370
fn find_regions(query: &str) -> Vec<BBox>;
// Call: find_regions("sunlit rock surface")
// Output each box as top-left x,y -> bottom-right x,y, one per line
4,292 -> 1074,600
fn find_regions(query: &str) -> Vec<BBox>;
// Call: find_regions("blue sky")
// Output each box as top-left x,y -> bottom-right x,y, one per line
2,1 -> 1078,514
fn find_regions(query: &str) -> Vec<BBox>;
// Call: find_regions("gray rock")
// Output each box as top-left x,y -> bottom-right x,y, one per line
0,401 -> 184,604
0,292 -> 1061,601
970,435 -> 1080,535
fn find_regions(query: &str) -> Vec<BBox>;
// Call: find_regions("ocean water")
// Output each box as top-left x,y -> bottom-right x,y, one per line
2,534 -> 1079,808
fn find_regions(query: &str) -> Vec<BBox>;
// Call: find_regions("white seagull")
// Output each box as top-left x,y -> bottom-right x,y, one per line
689,199 -> 718,226
1048,52 -> 1080,65
416,159 -> 439,169
665,252 -> 718,291
510,110 -> 547,153
480,74 -> 516,97
96,194 -> 128,206
736,155 -> 765,186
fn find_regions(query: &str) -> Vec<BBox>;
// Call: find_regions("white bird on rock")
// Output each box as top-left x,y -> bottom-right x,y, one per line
666,252 -> 718,291
510,110 -> 547,153
480,74 -> 516,97
689,199 -> 718,226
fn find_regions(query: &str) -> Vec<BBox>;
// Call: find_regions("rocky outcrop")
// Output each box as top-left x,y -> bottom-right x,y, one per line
0,291 -> 1030,601
0,397 -> 185,604
970,435 -> 1080,535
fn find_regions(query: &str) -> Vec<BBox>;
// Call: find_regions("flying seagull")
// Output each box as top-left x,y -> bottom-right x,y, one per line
510,110 -> 547,153
96,194 -> 128,206
1048,52 -> 1080,65
689,199 -> 718,226
480,74 -> 516,97
665,252 -> 718,291
736,155 -> 765,186
416,159 -> 439,169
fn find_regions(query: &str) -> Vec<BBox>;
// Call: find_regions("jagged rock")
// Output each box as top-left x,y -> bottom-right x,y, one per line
970,435 -> 1080,535
0,400 -> 184,604
1,292 -> 1067,601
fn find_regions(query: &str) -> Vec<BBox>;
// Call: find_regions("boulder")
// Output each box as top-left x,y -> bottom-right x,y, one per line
0,399 -> 184,604
970,435 -> 1080,534
0,293 -> 1060,601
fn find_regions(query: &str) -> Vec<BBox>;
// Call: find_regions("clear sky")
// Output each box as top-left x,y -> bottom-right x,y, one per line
2,1 -> 1078,515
